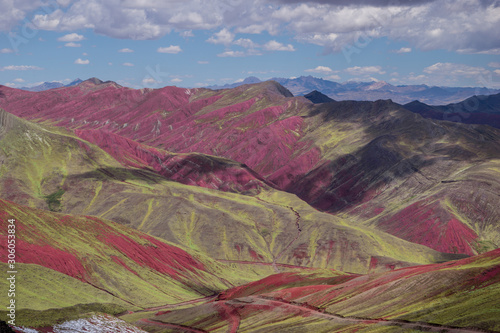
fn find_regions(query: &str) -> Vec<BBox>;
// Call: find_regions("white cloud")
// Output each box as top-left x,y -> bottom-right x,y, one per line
171,78 -> 182,83
58,33 -> 85,42
142,77 -> 159,85
0,1 -> 42,31
118,48 -> 134,53
494,69 -> 500,76
325,74 -> 341,81
157,45 -> 182,54
1,0 -> 499,55
197,61 -> 209,64
233,38 -> 259,49
74,58 -> 89,65
123,62 -> 134,67
180,30 -> 194,38
263,40 -> 295,52
0,48 -> 14,54
1,65 -> 43,71
13,78 -> 25,82
345,66 -> 386,76
234,78 -> 244,83
423,62 -> 489,78
395,47 -> 412,53
207,28 -> 234,45
65,42 -> 81,47
305,66 -> 333,74
217,50 -> 245,57
488,62 -> 500,68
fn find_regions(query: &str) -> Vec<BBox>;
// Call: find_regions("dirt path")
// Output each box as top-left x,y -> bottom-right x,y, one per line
137,319 -> 208,332
243,296 -> 497,333
118,295 -> 216,316
125,295 -> 497,333
253,198 -> 303,273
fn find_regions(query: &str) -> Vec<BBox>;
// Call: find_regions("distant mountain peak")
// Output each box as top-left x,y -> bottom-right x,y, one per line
261,80 -> 294,98
304,90 -> 335,104
242,76 -> 262,84
366,81 -> 392,91
83,77 -> 104,85
78,77 -> 122,89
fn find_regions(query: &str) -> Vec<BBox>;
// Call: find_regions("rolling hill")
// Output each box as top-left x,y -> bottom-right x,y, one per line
1,78 -> 500,331
2,79 -> 499,257
0,107 -> 461,277
128,248 -> 500,332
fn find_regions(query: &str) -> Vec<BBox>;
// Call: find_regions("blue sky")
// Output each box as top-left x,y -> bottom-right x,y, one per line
1,0 -> 500,89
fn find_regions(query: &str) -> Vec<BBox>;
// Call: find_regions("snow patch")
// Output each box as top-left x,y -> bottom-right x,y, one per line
13,327 -> 39,333
52,314 -> 147,333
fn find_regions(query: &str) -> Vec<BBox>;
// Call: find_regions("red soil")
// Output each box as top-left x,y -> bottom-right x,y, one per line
378,199 -> 478,255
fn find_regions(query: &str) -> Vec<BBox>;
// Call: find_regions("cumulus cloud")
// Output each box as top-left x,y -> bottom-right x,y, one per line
305,66 -> 333,73
157,45 -> 182,54
1,0 -> 499,55
395,47 -> 412,53
74,58 -> 89,65
118,48 -> 134,53
171,78 -> 182,83
180,30 -> 194,37
207,28 -> 234,45
142,77 -> 159,85
65,42 -> 81,47
0,0 -> 42,31
345,66 -> 386,76
263,40 -> 295,51
386,62 -> 497,87
233,38 -> 259,49
58,33 -> 85,42
217,50 -> 245,57
0,48 -> 14,53
325,74 -> 341,81
488,62 -> 500,68
0,65 -> 43,71
13,78 -> 25,82
423,62 -> 489,78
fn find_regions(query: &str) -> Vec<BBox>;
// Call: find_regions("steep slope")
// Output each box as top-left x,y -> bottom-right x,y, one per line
128,249 -> 500,332
404,93 -> 500,129
0,108 -> 465,275
0,198 -> 258,327
75,128 -> 275,194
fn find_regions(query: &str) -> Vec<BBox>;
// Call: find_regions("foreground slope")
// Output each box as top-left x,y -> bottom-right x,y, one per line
0,108 -> 465,275
0,198 -> 254,326
129,249 -> 500,332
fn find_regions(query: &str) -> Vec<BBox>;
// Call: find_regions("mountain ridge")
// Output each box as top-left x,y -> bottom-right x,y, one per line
208,75 -> 500,105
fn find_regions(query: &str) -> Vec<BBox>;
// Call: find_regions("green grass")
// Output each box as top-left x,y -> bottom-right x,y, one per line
44,188 -> 65,211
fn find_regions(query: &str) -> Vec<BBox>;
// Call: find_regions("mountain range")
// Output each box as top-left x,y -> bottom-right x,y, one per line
209,76 -> 500,105
0,78 -> 499,332
18,78 -> 83,92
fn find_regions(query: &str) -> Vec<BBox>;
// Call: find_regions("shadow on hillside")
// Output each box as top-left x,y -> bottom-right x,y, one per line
66,167 -> 165,184
291,99 -> 500,214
